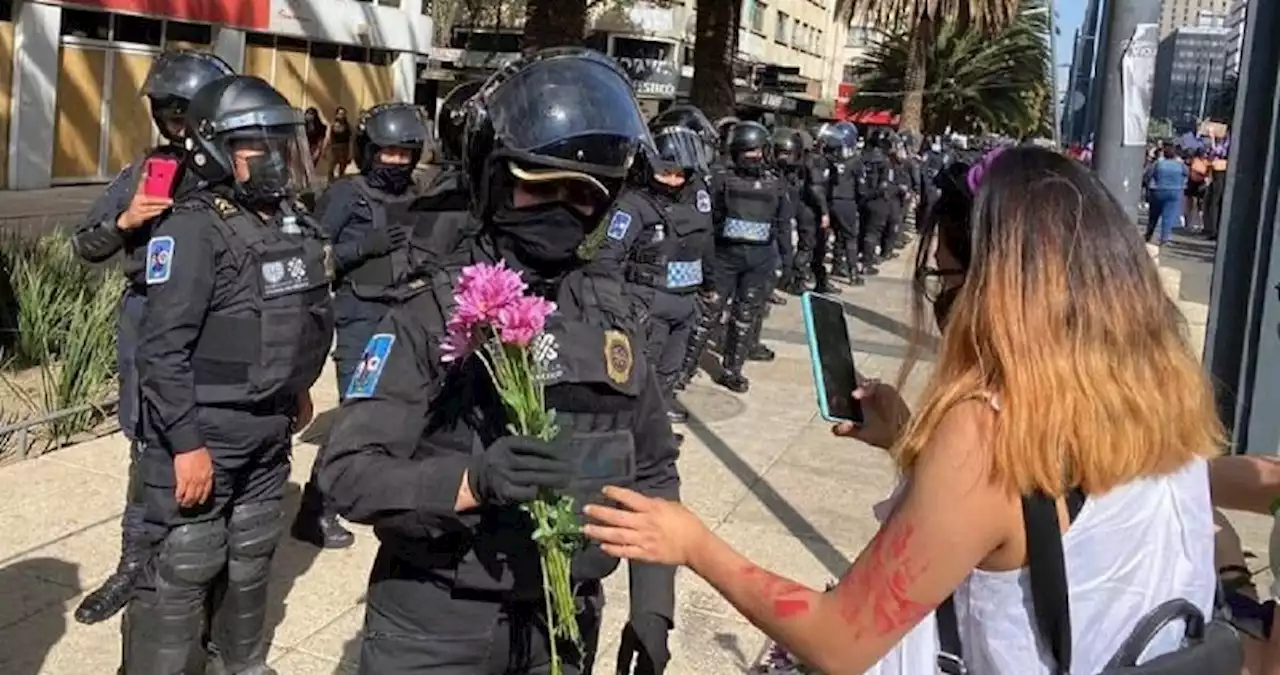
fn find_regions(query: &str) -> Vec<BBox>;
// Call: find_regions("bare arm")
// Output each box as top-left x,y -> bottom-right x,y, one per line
1210,456 -> 1280,514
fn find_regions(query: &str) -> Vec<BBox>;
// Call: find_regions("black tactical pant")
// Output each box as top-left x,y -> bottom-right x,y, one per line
774,217 -> 795,288
830,199 -> 861,275
881,202 -> 904,255
359,549 -> 604,675
710,243 -> 777,375
303,288 -> 390,515
860,200 -> 892,263
792,204 -> 820,289
640,288 -> 699,394
117,290 -> 167,559
123,407 -> 292,675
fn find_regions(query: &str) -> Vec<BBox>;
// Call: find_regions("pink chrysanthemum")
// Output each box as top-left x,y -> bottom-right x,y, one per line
443,261 -> 531,361
494,296 -> 556,348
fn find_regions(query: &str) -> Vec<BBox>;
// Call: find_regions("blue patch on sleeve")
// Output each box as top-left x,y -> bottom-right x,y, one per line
145,236 -> 174,285
606,211 -> 632,241
345,333 -> 396,399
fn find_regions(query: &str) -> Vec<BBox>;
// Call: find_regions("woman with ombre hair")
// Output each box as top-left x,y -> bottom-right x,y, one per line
581,147 -> 1228,674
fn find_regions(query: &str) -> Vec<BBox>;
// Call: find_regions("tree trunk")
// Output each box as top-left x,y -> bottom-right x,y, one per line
899,14 -> 932,133
690,0 -> 739,122
522,0 -> 587,52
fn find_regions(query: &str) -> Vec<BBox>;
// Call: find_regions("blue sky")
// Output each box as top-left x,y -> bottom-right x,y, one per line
1054,0 -> 1087,95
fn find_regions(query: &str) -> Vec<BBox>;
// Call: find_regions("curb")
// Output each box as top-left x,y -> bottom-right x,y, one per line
1150,247 -> 1209,359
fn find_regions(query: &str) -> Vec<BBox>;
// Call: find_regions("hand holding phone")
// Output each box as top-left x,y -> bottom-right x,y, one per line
801,292 -> 864,424
141,156 -> 180,199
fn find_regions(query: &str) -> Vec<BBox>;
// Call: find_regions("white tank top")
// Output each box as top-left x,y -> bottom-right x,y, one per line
866,457 -> 1216,675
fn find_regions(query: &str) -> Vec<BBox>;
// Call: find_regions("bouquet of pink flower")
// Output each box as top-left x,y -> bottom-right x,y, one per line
441,261 -> 583,674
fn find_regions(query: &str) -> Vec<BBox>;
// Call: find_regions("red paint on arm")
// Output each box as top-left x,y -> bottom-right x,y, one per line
740,565 -> 817,620
834,520 -> 932,639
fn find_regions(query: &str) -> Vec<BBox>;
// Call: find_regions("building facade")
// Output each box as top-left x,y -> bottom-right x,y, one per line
1161,0 -> 1231,37
5,0 -> 432,190
1224,0 -> 1247,76
1152,25 -> 1232,130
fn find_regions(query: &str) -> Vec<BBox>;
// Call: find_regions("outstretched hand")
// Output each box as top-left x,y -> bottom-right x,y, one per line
583,486 -> 710,567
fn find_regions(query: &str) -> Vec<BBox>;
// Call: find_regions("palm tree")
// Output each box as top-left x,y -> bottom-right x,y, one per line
689,0 -> 740,121
838,0 -> 1021,132
848,0 -> 1050,135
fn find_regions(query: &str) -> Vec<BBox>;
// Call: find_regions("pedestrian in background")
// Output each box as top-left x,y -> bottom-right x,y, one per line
304,106 -> 327,169
328,106 -> 353,181
1145,145 -> 1188,245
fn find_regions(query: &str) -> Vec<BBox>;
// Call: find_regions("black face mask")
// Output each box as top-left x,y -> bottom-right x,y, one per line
491,202 -> 594,268
240,151 -> 292,207
366,164 -> 414,195
933,286 -> 961,331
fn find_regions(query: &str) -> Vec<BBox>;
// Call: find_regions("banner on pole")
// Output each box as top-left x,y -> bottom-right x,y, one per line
1121,23 -> 1160,146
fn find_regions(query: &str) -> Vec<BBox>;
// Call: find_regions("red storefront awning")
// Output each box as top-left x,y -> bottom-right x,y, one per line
835,82 -> 900,127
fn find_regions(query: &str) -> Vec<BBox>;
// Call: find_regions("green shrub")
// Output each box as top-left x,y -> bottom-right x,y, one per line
0,232 -> 119,454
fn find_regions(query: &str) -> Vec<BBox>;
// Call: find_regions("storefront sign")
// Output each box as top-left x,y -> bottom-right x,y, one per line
59,0 -> 270,29
267,0 -> 431,53
611,37 -> 679,100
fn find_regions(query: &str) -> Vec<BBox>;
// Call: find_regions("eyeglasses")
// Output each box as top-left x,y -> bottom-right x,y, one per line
914,267 -> 965,303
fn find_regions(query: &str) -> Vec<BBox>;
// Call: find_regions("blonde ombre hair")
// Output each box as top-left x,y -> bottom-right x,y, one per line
896,148 -> 1224,497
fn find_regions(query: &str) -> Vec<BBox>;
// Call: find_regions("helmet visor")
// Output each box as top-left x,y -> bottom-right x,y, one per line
653,127 -> 710,173
486,57 -> 650,178
220,124 -> 317,200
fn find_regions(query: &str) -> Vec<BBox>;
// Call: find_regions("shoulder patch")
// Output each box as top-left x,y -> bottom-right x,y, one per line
346,333 -> 396,399
212,196 -> 239,217
695,189 -> 712,214
145,236 -> 175,285
606,211 -> 632,241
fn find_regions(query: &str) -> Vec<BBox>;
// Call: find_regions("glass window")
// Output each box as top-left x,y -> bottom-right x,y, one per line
775,11 -> 789,43
750,2 -> 767,33
165,20 -> 212,45
0,0 -> 13,23
60,8 -> 111,40
370,48 -> 395,66
842,63 -> 858,83
277,36 -> 309,53
340,44 -> 368,62
114,14 -> 163,46
245,32 -> 275,47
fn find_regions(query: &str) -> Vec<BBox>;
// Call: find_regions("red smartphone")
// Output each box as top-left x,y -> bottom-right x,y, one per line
141,156 -> 180,198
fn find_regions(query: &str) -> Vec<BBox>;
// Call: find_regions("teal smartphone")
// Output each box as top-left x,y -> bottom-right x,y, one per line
801,291 -> 864,424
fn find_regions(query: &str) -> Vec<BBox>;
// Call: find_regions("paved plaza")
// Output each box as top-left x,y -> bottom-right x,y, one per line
0,233 -> 1263,674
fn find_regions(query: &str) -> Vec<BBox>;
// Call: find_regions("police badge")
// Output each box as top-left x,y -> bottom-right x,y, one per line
603,330 -> 633,385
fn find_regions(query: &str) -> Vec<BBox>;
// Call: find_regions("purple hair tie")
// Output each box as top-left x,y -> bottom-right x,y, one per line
966,148 -> 1006,194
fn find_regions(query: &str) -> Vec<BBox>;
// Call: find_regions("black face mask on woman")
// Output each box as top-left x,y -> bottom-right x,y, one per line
933,285 -> 961,331
491,202 -> 596,268
366,163 -> 414,195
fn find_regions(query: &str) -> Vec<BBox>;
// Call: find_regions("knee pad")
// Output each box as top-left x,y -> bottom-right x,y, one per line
159,521 -> 228,588
227,501 -> 284,581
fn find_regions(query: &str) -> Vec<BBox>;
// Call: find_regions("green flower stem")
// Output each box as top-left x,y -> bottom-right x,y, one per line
478,332 -> 584,674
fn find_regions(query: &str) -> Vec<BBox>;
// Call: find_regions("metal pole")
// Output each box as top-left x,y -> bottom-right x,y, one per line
1049,0 -> 1062,144
1074,0 -> 1104,141
1083,0 -> 1110,142
1092,0 -> 1161,223
1063,28 -> 1080,141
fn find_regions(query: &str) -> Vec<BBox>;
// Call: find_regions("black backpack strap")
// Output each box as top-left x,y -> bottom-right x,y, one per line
936,596 -> 967,674
1024,488 -> 1085,675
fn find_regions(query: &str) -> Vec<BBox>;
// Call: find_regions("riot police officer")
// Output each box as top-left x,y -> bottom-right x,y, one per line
918,137 -> 947,233
125,75 -> 334,675
770,127 -> 802,302
858,129 -> 896,272
707,121 -> 788,394
291,102 -> 428,550
798,125 -> 840,295
598,117 -> 715,436
69,50 -> 233,627
822,121 -> 867,284
319,47 -> 679,675
878,136 -> 914,258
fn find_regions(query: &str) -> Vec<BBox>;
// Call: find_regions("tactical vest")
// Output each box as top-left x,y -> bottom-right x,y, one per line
718,172 -> 778,244
342,176 -> 427,302
828,157 -> 860,201
184,193 -> 335,407
404,260 -> 646,596
624,189 -> 711,294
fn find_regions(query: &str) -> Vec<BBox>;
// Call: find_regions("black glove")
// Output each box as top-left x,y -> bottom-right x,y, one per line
359,226 -> 408,258
616,613 -> 671,675
467,436 -> 574,506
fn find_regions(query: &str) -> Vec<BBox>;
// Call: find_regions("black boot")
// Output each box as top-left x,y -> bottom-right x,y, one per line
77,547 -> 146,625
748,344 -> 776,361
714,312 -> 753,394
666,382 -> 689,425
768,293 -> 787,305
291,483 -> 355,549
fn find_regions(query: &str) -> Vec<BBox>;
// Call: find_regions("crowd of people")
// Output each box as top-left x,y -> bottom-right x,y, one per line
1144,139 -> 1231,245
52,44 -> 1280,675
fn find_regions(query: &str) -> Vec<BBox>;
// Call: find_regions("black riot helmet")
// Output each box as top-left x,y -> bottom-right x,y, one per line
820,121 -> 859,159
183,75 -> 314,207
726,121 -> 771,167
651,104 -> 719,166
771,127 -> 802,167
142,51 -> 234,142
462,47 -> 651,219
354,103 -> 429,172
436,80 -> 483,164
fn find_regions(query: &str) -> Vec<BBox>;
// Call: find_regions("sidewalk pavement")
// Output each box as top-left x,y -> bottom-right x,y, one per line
0,246 -> 1266,675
